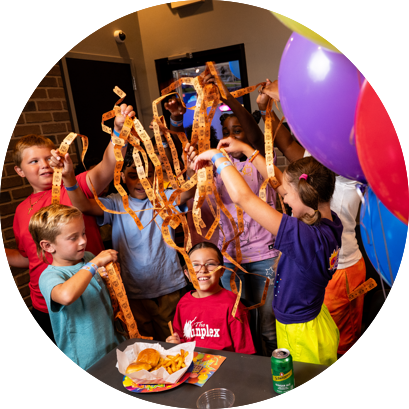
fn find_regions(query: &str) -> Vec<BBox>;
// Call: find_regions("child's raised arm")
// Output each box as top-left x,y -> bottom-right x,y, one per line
178,142 -> 197,205
164,96 -> 186,158
204,74 -> 265,155
257,79 -> 305,163
86,104 -> 135,194
50,249 -> 117,306
49,150 -> 104,217
194,149 -> 284,236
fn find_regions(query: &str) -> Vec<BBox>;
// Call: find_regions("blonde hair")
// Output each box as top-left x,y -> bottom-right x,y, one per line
13,134 -> 55,167
28,204 -> 82,263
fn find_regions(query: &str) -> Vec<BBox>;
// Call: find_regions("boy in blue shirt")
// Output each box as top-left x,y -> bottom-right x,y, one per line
52,142 -> 197,341
30,204 -> 124,370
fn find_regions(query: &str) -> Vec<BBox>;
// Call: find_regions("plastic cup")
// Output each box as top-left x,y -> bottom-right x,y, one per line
196,388 -> 235,409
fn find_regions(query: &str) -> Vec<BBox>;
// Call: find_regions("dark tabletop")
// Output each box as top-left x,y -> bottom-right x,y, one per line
87,338 -> 328,408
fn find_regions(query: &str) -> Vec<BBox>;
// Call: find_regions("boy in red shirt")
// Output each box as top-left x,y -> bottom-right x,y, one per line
5,104 -> 134,342
166,242 -> 255,354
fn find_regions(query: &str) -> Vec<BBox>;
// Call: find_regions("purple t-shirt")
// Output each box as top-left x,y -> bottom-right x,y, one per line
273,211 -> 343,325
215,156 -> 280,263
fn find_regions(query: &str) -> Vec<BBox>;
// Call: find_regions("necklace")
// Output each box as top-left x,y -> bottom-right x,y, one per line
28,191 -> 47,214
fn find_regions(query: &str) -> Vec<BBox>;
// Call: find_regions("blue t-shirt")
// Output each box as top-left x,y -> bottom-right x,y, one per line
38,252 -> 124,370
97,190 -> 187,299
273,212 -> 343,324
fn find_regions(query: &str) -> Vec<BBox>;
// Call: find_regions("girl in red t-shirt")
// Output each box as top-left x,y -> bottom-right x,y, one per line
166,242 -> 255,355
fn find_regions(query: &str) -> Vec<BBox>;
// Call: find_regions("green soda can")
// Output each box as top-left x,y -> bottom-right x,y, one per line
271,348 -> 295,394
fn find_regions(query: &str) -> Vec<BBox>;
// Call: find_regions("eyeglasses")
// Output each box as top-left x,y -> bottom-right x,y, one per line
192,263 -> 220,272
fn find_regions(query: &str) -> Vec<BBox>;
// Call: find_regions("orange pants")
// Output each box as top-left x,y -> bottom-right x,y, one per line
324,257 -> 366,354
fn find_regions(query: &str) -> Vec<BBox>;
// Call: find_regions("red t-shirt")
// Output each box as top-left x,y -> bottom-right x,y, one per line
13,172 -> 104,313
172,288 -> 256,354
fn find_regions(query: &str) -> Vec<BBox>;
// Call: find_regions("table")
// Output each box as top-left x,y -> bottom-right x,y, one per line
87,339 -> 328,407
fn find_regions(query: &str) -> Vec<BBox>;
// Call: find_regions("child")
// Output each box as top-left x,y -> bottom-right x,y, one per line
194,145 -> 342,366
30,204 -> 125,370
166,242 -> 255,355
164,75 -> 283,356
260,80 -> 366,356
52,142 -> 197,342
6,104 -> 134,342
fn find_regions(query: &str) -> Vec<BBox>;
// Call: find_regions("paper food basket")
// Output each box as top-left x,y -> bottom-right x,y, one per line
117,341 -> 196,385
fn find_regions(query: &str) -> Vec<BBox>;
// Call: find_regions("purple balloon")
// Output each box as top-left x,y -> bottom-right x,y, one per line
278,32 -> 366,182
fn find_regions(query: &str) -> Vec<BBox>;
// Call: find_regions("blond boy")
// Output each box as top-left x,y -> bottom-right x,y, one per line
30,204 -> 123,369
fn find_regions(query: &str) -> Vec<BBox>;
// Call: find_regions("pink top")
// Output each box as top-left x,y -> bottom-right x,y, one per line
215,156 -> 280,263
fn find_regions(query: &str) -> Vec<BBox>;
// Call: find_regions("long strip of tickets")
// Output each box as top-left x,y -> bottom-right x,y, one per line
51,61 -> 361,338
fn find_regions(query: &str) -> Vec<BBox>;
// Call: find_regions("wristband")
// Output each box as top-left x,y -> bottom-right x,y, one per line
83,262 -> 98,277
259,109 -> 273,116
216,161 -> 233,175
170,117 -> 183,127
249,149 -> 260,163
211,152 -> 225,164
64,181 -> 79,191
111,128 -> 129,147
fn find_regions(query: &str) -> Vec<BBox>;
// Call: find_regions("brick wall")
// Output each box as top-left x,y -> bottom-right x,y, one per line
0,63 -> 77,309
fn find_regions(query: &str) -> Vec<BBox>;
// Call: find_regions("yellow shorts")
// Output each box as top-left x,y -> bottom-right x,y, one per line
276,304 -> 340,366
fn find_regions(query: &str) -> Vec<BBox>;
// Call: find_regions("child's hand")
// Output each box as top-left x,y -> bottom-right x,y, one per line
183,143 -> 198,176
166,332 -> 181,344
50,149 -> 76,183
113,104 -> 135,133
261,79 -> 279,102
149,119 -> 164,137
193,149 -> 220,171
164,96 -> 186,119
257,79 -> 273,111
202,73 -> 231,103
217,137 -> 251,157
92,249 -> 118,268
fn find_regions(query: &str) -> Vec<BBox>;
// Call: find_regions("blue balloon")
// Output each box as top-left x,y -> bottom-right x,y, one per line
360,186 -> 408,286
228,60 -> 241,80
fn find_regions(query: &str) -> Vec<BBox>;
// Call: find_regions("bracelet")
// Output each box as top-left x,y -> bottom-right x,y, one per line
64,181 -> 79,191
259,109 -> 273,116
170,117 -> 183,127
249,150 -> 260,163
211,152 -> 225,164
111,128 -> 129,147
216,161 -> 233,175
82,262 -> 98,277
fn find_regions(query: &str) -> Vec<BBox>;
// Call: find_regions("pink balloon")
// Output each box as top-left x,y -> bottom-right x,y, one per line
355,80 -> 408,224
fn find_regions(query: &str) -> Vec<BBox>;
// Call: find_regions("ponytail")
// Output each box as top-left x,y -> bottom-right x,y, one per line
284,157 -> 335,226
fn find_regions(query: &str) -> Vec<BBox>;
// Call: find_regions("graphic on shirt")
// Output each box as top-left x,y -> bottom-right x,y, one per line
183,317 -> 221,340
240,163 -> 253,177
328,246 -> 340,271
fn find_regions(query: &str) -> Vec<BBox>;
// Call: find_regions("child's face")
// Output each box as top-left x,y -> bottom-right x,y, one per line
282,174 -> 314,218
14,146 -> 54,193
121,162 -> 154,200
222,117 -> 249,159
186,247 -> 223,295
47,216 -> 87,266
